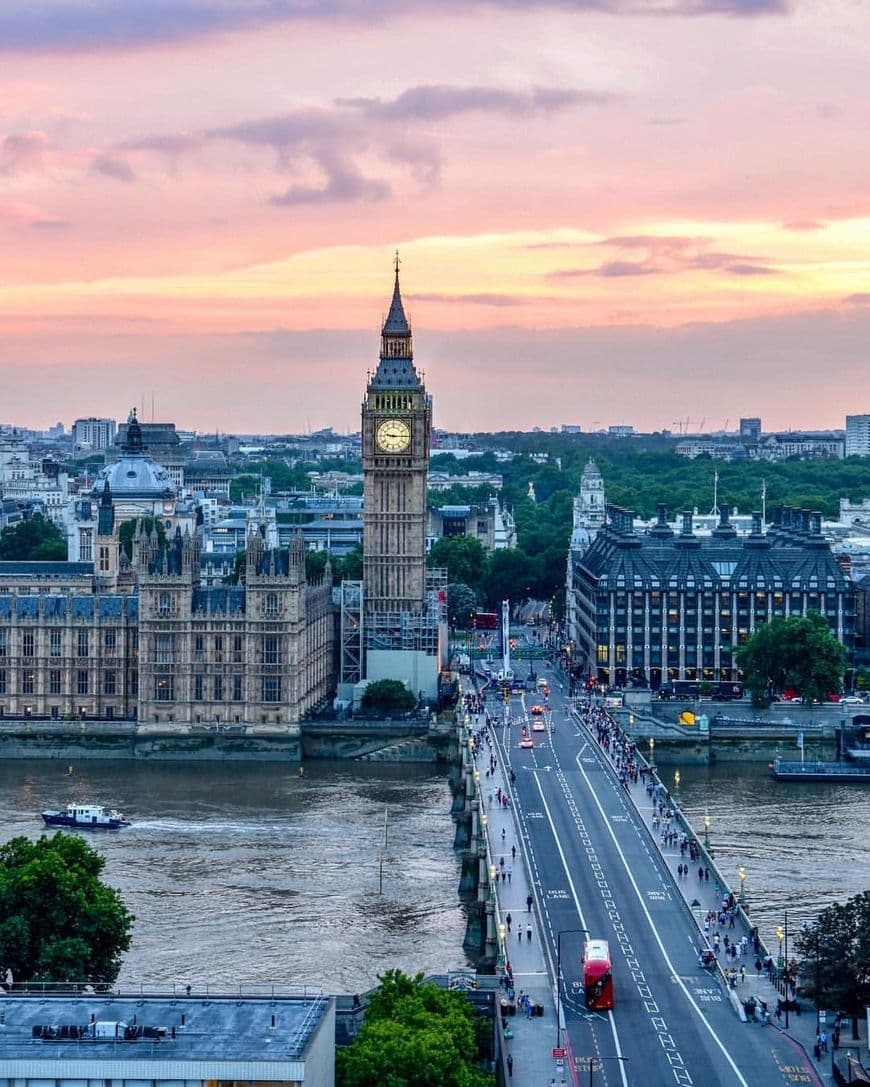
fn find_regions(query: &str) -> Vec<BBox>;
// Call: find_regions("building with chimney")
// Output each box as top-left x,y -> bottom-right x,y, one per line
568,504 -> 854,689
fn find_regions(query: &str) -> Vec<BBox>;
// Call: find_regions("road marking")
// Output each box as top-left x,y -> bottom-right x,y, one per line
572,746 -> 751,1087
532,772 -> 630,1087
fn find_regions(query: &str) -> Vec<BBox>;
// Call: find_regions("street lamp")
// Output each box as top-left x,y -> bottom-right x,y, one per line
703,811 -> 711,851
648,736 -> 655,768
775,924 -> 784,968
555,927 -> 588,1048
673,769 -> 681,802
737,864 -> 747,906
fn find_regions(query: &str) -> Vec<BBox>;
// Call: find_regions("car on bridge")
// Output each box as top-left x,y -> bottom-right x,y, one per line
519,735 -> 534,748
530,704 -> 544,716
531,719 -> 546,732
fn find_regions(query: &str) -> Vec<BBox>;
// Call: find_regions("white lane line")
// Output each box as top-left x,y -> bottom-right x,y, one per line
573,750 -> 751,1087
532,771 -> 630,1087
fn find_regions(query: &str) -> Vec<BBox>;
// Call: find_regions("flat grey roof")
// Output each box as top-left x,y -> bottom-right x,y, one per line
0,992 -> 328,1063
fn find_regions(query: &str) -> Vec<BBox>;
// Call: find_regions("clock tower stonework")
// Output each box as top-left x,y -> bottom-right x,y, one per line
362,263 -> 431,617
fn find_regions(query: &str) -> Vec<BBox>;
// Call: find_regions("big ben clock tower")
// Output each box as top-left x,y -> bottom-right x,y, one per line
362,257 -> 432,619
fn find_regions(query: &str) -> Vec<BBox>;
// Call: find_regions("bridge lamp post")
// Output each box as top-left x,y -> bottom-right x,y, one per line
648,736 -> 655,771
555,927 -> 588,1048
703,811 -> 711,851
776,924 -> 784,969
738,864 -> 747,906
673,769 -> 681,803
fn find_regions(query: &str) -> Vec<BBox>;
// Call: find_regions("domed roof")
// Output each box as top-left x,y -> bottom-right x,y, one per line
570,525 -> 591,549
92,453 -> 175,500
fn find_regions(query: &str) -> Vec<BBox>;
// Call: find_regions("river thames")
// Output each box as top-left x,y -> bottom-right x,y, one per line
0,758 -> 866,991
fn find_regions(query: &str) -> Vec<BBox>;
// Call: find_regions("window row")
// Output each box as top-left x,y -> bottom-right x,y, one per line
0,629 -> 130,658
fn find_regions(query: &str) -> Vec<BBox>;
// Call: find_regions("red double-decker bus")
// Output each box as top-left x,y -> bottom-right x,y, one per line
472,612 -> 499,631
583,939 -> 614,1010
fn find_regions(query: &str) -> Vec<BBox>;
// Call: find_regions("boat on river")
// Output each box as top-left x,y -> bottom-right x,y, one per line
41,803 -> 131,830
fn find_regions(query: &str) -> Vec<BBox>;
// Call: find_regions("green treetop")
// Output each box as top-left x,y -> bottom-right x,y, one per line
0,833 -> 134,984
735,611 -> 846,705
337,970 -> 494,1087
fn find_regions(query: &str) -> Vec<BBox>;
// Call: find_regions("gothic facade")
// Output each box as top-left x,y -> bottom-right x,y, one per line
0,479 -> 335,731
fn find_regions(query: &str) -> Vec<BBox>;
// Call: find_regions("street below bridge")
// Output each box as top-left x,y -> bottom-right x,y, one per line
485,659 -> 822,1087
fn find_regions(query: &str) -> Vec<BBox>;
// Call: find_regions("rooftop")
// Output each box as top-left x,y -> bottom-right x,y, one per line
0,989 -> 328,1065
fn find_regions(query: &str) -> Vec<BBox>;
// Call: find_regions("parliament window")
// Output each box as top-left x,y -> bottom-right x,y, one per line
194,635 -> 204,662
22,671 -> 35,695
50,630 -> 62,656
265,593 -> 278,617
0,631 -> 6,658
156,633 -> 174,664
233,675 -> 243,701
77,670 -> 89,696
103,670 -> 116,696
214,636 -> 224,663
49,670 -> 61,695
214,675 -> 224,701
104,629 -> 117,653
194,675 -> 204,701
77,630 -> 89,658
263,634 -> 280,665
155,674 -> 173,701
263,676 -> 281,703
233,634 -> 244,662
0,670 -> 6,695
158,592 -> 171,617
23,631 -> 34,658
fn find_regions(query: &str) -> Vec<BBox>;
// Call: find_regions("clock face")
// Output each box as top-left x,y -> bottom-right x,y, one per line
376,418 -> 411,452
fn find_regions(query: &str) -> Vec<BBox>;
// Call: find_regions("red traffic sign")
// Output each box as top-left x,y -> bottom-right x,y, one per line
552,1047 -> 567,1059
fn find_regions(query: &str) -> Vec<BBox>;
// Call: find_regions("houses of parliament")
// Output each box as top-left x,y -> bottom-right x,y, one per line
0,268 -> 441,730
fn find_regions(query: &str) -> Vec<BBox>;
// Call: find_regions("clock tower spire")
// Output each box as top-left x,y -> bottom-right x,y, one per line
362,257 -> 432,619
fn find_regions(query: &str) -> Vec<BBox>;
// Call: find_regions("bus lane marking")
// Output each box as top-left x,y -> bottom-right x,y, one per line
550,766 -> 692,1087
571,744 -> 751,1087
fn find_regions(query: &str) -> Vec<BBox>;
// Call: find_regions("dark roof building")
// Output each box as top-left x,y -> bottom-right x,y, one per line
569,504 -> 854,689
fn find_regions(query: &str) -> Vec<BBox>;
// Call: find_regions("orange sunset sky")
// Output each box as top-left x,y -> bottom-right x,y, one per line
1,0 -> 868,434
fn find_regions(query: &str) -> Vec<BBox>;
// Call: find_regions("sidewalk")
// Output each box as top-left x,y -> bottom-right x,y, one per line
473,711 -> 565,1087
582,703 -> 837,1085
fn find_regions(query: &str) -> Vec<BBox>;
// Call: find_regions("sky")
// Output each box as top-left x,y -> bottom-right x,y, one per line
1,0 -> 869,436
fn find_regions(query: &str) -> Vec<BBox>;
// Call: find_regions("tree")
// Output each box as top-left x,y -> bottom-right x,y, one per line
360,679 -> 416,716
447,583 -> 478,630
118,517 -> 167,560
483,548 -> 537,609
337,969 -> 494,1087
428,536 -> 487,596
735,611 -> 846,705
0,833 -> 133,984
795,892 -> 870,1029
0,515 -> 67,561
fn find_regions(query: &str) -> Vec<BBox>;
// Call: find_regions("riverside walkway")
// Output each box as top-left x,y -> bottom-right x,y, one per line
472,710 -> 563,1086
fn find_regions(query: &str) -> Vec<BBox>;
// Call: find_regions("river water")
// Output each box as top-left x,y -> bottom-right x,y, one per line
0,759 -> 865,990
0,760 -> 469,993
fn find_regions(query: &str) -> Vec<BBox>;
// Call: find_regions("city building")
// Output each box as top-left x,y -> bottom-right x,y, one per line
568,504 -> 854,689
72,416 -> 116,450
427,498 -> 516,552
0,449 -> 335,732
428,470 -> 503,491
739,417 -> 762,440
846,414 -> 870,457
0,429 -> 70,525
566,460 -> 607,651
0,991 -> 334,1087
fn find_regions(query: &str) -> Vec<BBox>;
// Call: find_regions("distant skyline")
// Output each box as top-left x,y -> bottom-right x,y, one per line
1,1 -> 869,433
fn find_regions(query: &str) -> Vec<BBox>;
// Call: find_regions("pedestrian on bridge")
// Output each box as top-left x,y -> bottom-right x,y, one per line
526,894 -> 534,912
526,923 -> 533,942
506,913 -> 512,932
